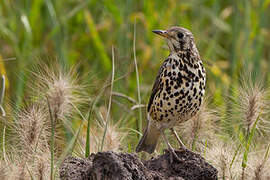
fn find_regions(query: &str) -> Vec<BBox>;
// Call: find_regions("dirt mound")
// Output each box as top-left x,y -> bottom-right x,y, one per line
60,149 -> 218,180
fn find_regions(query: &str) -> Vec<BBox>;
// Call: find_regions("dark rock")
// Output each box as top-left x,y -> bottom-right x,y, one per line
60,149 -> 218,180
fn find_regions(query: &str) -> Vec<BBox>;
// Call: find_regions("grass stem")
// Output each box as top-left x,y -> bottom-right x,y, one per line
100,46 -> 115,151
47,96 -> 55,180
133,20 -> 142,135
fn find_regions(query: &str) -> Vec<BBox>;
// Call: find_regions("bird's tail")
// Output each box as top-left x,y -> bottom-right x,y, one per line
135,115 -> 160,154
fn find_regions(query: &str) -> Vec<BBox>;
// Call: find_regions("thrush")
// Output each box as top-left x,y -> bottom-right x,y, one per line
136,26 -> 206,160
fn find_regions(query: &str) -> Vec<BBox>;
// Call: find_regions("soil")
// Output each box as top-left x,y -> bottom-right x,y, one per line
60,148 -> 218,180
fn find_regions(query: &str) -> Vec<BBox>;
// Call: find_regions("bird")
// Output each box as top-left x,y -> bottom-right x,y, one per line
135,26 -> 206,160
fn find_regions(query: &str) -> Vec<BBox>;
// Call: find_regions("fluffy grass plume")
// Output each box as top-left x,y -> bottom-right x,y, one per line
239,80 -> 268,135
14,105 -> 48,156
205,140 -> 241,180
30,62 -> 85,122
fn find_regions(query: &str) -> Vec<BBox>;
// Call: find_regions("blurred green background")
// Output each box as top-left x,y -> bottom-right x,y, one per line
1,0 -> 270,141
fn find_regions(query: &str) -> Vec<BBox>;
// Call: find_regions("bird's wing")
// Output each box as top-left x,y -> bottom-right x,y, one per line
147,59 -> 168,112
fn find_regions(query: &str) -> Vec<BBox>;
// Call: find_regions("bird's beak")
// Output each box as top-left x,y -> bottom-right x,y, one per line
152,30 -> 170,38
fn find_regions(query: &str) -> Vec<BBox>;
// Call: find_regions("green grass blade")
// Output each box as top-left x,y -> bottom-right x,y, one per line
57,121 -> 83,167
203,139 -> 208,158
230,144 -> 241,170
100,46 -> 115,151
0,75 -> 5,116
85,105 -> 91,157
0,75 -> 5,104
133,20 -> 142,135
242,115 -> 260,171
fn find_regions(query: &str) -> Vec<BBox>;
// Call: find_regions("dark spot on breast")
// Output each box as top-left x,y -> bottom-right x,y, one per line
186,51 -> 190,59
180,89 -> 184,94
179,107 -> 183,112
199,97 -> 202,105
180,62 -> 183,68
166,79 -> 169,86
160,100 -> 163,107
160,82 -> 164,88
199,82 -> 203,90
193,88 -> 197,96
177,74 -> 183,85
166,86 -> 171,92
185,82 -> 189,87
174,92 -> 180,96
195,76 -> 199,82
183,64 -> 188,72
198,70 -> 203,78
164,69 -> 167,76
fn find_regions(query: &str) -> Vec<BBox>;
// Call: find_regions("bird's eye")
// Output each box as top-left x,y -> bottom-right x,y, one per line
177,32 -> 184,39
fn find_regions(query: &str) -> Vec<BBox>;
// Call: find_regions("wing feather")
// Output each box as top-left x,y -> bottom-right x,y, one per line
147,58 -> 169,112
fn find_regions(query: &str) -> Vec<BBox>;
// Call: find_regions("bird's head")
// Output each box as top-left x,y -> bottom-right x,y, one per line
153,26 -> 197,54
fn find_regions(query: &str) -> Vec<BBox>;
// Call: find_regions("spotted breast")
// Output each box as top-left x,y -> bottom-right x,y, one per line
148,52 -> 206,130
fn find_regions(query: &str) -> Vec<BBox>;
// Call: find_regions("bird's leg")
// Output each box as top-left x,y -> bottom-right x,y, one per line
160,130 -> 182,163
170,128 -> 186,149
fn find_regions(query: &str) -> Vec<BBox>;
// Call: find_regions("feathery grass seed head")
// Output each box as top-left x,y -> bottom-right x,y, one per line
14,105 -> 48,154
239,81 -> 268,134
31,62 -> 85,121
205,140 -> 241,179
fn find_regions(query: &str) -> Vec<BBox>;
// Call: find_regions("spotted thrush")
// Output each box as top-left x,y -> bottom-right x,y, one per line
136,26 -> 206,159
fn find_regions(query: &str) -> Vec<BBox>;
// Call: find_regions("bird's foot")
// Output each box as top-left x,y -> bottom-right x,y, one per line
164,148 -> 183,163
178,144 -> 187,151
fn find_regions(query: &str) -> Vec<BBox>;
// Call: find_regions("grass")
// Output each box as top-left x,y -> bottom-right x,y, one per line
100,46 -> 115,152
46,96 -> 55,179
0,0 -> 270,179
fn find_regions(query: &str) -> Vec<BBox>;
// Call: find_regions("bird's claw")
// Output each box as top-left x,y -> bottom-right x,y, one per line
165,148 -> 183,163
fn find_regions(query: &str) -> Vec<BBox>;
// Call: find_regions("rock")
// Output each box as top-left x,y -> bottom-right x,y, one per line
60,149 -> 218,180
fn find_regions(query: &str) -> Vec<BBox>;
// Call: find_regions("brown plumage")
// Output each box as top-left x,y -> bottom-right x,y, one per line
136,26 -> 206,156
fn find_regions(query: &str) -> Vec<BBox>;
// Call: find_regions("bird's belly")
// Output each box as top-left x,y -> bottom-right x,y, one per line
150,79 -> 204,129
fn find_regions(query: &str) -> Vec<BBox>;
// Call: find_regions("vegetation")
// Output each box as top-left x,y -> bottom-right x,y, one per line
0,0 -> 270,179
